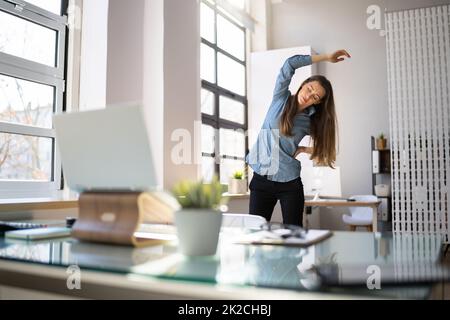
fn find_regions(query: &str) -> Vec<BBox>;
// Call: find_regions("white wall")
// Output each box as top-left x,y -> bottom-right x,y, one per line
266,0 -> 450,230
78,0 -> 108,111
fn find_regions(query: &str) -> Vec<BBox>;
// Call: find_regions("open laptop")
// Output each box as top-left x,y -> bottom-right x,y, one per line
53,105 -> 157,193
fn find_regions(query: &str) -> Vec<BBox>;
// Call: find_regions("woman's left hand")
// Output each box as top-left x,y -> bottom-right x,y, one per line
294,146 -> 313,158
327,50 -> 351,63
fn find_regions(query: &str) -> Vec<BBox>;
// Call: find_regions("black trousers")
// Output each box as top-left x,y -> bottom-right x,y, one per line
249,173 -> 305,226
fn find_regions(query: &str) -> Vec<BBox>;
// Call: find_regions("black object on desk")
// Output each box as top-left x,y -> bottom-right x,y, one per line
0,221 -> 47,234
66,217 -> 77,228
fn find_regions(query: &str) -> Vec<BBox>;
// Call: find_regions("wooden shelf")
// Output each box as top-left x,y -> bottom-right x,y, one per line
371,137 -> 392,224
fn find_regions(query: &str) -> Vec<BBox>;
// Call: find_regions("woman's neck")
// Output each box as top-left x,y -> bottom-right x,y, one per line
297,104 -> 310,113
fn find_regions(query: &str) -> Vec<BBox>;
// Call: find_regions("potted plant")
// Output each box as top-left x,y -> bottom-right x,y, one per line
172,177 -> 227,256
376,133 -> 387,150
228,170 -> 248,195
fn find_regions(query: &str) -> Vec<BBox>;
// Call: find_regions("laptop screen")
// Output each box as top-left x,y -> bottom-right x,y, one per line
53,105 -> 157,192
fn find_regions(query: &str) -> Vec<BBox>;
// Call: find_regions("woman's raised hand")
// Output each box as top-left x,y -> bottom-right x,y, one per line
327,50 -> 351,63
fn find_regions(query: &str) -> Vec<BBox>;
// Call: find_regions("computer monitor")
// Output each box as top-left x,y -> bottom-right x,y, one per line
53,105 -> 157,192
301,166 -> 342,198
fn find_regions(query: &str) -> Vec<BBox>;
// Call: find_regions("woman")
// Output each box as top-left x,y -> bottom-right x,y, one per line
246,50 -> 351,226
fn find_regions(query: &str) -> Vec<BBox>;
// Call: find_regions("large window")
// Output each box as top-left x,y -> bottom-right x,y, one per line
200,0 -> 248,185
0,0 -> 68,197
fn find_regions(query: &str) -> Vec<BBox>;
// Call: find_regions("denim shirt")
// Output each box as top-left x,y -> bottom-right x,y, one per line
246,55 -> 315,182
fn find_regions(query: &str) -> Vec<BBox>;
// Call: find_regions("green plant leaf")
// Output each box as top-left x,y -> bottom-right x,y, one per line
172,176 -> 224,210
232,170 -> 244,180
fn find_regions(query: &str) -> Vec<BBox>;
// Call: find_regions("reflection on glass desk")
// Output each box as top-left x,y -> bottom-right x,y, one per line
0,230 -> 449,299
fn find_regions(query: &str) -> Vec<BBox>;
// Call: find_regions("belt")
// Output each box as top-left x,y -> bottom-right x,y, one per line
255,172 -> 272,180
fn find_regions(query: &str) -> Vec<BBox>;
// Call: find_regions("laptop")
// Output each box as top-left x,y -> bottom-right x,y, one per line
53,105 -> 158,193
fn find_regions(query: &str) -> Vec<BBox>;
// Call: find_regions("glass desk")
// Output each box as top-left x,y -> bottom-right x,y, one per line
0,229 -> 448,299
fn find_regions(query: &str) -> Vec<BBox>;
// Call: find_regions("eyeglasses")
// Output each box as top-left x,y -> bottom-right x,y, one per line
260,222 -> 308,239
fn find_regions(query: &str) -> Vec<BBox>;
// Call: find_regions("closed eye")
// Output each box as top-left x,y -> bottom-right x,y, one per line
308,86 -> 320,101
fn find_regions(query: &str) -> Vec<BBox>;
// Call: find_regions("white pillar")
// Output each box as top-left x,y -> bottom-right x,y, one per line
142,0 -> 200,190
106,0 -> 144,105
79,0 -> 108,110
143,0 -> 164,189
249,0 -> 272,52
162,0 -> 201,189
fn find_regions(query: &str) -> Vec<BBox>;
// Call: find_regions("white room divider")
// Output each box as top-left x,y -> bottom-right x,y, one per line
385,5 -> 450,241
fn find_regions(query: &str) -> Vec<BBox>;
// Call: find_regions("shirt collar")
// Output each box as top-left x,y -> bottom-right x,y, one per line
305,106 -> 316,116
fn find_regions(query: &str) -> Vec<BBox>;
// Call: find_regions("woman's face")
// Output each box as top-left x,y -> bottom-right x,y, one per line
297,81 -> 326,109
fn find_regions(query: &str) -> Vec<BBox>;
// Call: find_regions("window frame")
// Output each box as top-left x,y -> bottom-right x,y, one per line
200,0 -> 248,184
0,0 -> 68,197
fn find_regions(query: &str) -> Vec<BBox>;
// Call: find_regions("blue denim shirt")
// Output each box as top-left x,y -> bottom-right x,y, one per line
246,55 -> 315,182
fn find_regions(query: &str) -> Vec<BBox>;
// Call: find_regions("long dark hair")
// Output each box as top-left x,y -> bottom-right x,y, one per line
279,75 -> 338,167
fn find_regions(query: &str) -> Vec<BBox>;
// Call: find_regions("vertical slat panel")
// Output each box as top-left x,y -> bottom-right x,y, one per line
416,8 -> 428,234
427,7 -> 433,235
407,234 -> 413,282
414,236 -> 422,282
395,11 -> 407,233
412,9 -> 420,233
427,7 -> 438,235
393,232 -> 400,280
404,9 -> 416,233
420,7 -> 432,234
418,233 -> 425,280
388,11 -> 396,231
404,10 -> 412,233
386,12 -> 400,233
387,11 -> 398,233
440,5 -> 450,241
443,6 -> 450,241
386,5 -> 449,240
399,10 -> 410,232
432,7 -> 444,238
409,9 -> 421,234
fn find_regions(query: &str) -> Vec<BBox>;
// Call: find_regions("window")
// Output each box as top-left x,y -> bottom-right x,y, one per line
0,0 -> 68,197
200,0 -> 248,185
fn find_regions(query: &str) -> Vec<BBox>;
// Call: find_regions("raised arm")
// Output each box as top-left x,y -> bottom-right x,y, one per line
312,50 -> 351,63
273,50 -> 351,101
272,55 -> 312,100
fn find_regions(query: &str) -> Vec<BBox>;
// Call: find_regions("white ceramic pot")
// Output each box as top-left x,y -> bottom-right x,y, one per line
228,178 -> 248,194
174,209 -> 223,256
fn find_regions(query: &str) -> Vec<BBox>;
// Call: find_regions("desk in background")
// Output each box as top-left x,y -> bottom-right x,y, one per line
305,197 -> 381,232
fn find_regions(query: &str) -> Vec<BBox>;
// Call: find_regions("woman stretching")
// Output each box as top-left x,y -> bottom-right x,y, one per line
246,50 -> 351,226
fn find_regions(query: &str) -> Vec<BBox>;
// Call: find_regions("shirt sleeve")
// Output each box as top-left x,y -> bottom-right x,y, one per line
272,55 -> 313,101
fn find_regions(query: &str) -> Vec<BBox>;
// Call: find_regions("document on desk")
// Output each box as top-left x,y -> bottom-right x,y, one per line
134,223 -> 177,241
235,229 -> 332,247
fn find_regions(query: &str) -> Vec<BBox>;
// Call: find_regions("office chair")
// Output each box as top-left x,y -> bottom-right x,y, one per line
342,195 -> 378,232
221,213 -> 266,229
